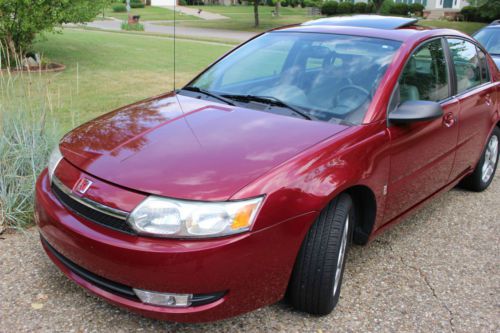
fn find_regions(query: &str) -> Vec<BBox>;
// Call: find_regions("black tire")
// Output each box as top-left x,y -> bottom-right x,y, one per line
460,127 -> 500,192
287,193 -> 354,315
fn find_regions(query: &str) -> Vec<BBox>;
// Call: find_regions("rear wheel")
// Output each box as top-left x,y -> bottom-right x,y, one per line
460,127 -> 499,192
287,194 -> 353,315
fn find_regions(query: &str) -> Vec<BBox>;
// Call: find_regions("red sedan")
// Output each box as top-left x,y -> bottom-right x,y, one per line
35,16 -> 500,322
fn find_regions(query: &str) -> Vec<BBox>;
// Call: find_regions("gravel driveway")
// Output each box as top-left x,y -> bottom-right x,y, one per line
1,177 -> 499,332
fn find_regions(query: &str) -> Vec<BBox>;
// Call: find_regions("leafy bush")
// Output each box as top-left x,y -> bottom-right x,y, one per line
337,1 -> 353,14
113,4 -> 127,12
477,0 -> 500,20
121,22 -> 145,30
380,0 -> 394,15
282,1 -> 289,7
365,2 -> 374,13
460,6 -> 478,21
389,3 -> 409,15
304,0 -> 322,7
321,1 -> 338,15
0,0 -> 112,59
353,2 -> 367,13
409,3 -> 424,14
130,2 -> 145,8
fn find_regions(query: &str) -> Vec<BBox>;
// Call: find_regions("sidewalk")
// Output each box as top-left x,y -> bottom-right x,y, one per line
162,5 -> 230,20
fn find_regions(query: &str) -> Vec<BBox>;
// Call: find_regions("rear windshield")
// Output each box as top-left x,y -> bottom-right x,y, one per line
189,32 -> 401,124
474,28 -> 500,55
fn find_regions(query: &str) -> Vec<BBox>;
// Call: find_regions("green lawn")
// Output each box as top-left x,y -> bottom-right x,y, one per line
419,20 -> 486,35
171,5 -> 320,32
103,5 -> 199,21
29,29 -> 231,129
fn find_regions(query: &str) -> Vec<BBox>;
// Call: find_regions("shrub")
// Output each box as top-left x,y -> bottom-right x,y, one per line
179,0 -> 188,5
113,4 -> 127,12
121,22 -> 145,30
0,0 -> 112,59
337,1 -> 353,14
380,0 -> 394,15
130,2 -> 145,8
365,2 -> 374,13
321,1 -> 338,15
460,6 -> 479,21
304,0 -> 322,7
409,3 -> 424,15
282,1 -> 289,6
389,3 -> 409,15
353,2 -> 367,13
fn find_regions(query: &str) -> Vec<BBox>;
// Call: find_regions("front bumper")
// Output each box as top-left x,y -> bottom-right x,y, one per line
35,169 -> 314,322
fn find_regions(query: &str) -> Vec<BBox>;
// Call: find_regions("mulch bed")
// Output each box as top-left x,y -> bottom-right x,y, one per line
0,63 -> 65,74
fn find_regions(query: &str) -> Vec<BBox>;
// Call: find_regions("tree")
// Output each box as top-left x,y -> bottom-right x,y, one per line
370,0 -> 384,14
0,0 -> 111,60
477,0 -> 500,21
253,0 -> 260,27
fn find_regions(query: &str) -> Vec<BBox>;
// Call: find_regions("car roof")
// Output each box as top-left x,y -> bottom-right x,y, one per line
272,15 -> 469,43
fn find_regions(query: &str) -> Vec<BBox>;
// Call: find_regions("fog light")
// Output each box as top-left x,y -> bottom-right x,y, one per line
133,289 -> 192,307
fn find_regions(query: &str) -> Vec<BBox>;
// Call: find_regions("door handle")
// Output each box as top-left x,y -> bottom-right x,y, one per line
443,112 -> 456,128
485,94 -> 492,106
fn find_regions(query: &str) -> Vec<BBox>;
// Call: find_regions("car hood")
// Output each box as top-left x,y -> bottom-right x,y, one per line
60,93 -> 347,201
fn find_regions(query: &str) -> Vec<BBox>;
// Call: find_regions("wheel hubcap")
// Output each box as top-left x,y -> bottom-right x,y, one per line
482,135 -> 499,183
333,215 -> 349,296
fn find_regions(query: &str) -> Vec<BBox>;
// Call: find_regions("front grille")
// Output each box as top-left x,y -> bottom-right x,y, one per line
51,177 -> 136,235
41,236 -> 226,306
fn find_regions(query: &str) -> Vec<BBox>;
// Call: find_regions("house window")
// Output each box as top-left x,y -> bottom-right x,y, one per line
423,0 -> 427,5
454,0 -> 457,5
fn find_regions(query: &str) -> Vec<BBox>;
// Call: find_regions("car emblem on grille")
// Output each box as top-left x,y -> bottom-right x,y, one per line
74,178 -> 93,195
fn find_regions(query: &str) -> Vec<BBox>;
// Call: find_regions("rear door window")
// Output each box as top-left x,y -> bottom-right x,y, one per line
447,39 -> 482,93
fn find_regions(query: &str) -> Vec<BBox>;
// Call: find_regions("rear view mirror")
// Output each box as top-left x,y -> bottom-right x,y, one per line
389,101 -> 443,125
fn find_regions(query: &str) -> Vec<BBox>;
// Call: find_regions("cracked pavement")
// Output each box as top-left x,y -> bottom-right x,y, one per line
1,176 -> 499,332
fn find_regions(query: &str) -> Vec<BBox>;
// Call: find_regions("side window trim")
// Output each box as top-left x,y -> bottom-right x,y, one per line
444,36 -> 492,98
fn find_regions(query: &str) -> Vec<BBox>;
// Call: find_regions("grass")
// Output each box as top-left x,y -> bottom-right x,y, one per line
0,69 -> 60,231
419,20 -> 486,35
170,5 -> 320,32
103,5 -> 200,21
32,29 -> 232,125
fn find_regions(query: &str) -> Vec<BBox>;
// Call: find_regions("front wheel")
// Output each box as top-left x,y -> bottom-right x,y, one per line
287,194 -> 354,315
460,127 -> 499,192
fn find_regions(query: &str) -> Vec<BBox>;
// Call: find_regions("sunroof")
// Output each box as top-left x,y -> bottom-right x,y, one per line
303,15 -> 419,30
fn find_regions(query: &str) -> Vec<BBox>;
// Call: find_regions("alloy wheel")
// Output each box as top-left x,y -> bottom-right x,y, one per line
333,215 -> 349,296
482,135 -> 499,183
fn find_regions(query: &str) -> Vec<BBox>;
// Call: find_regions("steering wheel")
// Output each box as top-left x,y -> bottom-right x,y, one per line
335,85 -> 370,111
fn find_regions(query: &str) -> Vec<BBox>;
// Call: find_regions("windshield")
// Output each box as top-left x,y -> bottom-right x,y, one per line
474,28 -> 500,55
187,32 -> 401,124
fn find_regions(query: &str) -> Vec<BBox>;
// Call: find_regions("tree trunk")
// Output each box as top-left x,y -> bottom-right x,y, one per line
254,0 -> 260,27
275,0 -> 281,16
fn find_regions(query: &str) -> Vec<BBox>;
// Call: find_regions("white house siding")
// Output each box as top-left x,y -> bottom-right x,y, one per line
353,0 -> 469,10
151,0 -> 177,6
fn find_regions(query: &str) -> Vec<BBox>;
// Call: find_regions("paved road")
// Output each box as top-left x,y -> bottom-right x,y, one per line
161,5 -> 230,20
1,177 -> 499,332
79,20 -> 256,43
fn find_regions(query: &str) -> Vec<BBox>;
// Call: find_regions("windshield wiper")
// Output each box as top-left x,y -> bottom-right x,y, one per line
222,94 -> 313,120
181,86 -> 235,106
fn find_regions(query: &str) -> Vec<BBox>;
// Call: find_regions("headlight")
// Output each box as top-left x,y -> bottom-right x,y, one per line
48,145 -> 63,182
127,196 -> 263,238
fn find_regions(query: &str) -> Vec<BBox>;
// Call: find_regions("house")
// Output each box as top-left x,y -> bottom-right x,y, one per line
151,0 -> 177,6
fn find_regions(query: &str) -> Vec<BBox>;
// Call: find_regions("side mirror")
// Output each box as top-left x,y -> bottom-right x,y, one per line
389,101 -> 444,125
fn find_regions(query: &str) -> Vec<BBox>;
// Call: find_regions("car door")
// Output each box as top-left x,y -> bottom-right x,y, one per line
446,38 -> 497,180
384,38 -> 460,223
